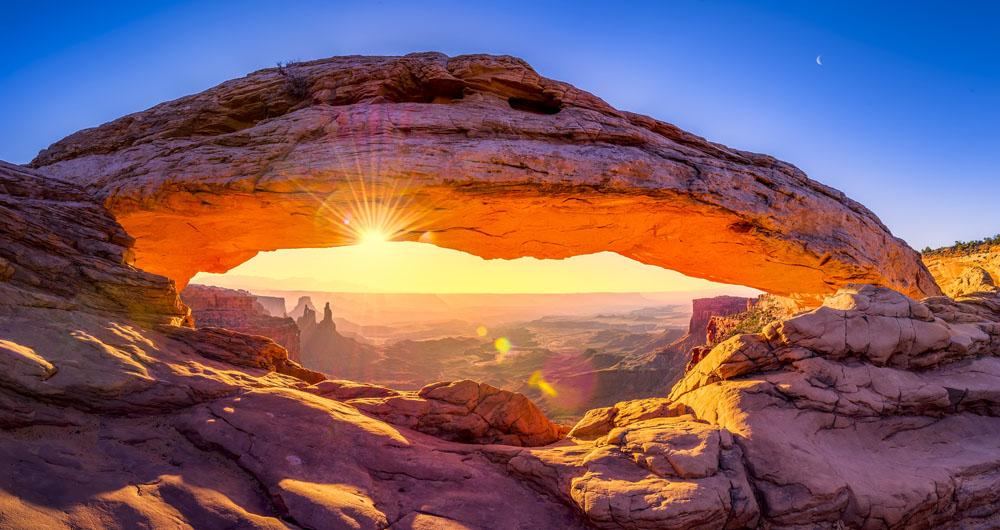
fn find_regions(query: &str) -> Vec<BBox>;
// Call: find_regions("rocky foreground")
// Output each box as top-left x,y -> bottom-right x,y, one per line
2,159 -> 1000,528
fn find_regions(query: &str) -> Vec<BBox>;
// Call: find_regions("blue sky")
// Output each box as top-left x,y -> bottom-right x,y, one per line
2,0 -> 997,249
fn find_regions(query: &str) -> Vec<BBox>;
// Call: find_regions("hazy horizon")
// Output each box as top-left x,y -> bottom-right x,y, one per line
201,284 -> 709,329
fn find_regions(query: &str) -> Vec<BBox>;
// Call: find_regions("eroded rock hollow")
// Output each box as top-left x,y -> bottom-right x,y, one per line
31,53 -> 938,302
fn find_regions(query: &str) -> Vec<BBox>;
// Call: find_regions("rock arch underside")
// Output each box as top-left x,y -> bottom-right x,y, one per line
31,53 -> 939,302
1,53 -> 998,529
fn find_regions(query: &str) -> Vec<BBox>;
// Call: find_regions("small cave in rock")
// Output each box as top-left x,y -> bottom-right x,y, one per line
380,77 -> 467,104
507,96 -> 562,114
183,241 -> 764,423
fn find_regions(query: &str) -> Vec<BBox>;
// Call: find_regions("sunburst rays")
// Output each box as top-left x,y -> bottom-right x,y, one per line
276,103 -> 440,247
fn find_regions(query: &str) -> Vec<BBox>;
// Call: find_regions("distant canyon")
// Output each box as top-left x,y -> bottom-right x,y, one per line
180,285 -> 775,421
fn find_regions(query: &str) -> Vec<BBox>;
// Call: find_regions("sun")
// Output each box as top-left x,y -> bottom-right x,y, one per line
358,228 -> 390,246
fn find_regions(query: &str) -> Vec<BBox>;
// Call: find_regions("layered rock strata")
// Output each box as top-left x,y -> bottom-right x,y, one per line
0,161 -> 186,328
7,51 -> 1000,528
489,285 -> 1000,529
664,285 -> 1000,528
670,295 -> 754,355
631,295 -> 760,387
254,294 -> 289,317
0,162 -> 583,529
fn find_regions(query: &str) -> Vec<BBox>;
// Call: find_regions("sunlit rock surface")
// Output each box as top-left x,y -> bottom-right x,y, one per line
666,284 -> 1000,528
924,245 -> 1000,298
637,295 -> 754,375
0,161 -> 186,328
30,53 -> 938,302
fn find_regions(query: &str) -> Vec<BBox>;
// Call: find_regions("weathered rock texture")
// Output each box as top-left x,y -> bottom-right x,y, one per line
924,244 -> 1000,297
664,284 -> 1000,528
687,294 -> 795,371
0,161 -> 187,328
1,144 -> 997,529
628,295 -> 763,388
30,53 -> 938,302
181,284 -> 301,359
672,295 -> 754,355
521,285 -> 1000,529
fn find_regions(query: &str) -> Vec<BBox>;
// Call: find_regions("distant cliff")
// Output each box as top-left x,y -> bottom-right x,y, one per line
181,285 -> 301,360
254,295 -> 288,317
633,296 -> 752,373
289,295 -> 317,319
923,240 -> 1000,298
674,296 -> 753,353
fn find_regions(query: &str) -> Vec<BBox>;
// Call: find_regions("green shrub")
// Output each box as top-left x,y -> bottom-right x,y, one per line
922,233 -> 1000,255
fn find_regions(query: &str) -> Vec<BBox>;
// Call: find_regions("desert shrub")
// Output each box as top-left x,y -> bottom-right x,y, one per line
276,61 -> 310,100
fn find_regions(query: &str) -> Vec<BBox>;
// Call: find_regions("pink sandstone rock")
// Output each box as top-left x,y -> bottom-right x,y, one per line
30,53 -> 939,303
309,379 -> 564,446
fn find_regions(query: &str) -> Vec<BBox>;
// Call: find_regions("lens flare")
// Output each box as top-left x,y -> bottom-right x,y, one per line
494,336 -> 512,361
476,325 -> 488,337
528,370 -> 558,397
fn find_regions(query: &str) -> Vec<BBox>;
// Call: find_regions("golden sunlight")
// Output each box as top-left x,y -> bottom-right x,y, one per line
193,243 -> 764,296
358,228 -> 391,246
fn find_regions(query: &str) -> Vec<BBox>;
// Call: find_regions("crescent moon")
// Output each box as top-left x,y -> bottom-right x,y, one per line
816,55 -> 823,66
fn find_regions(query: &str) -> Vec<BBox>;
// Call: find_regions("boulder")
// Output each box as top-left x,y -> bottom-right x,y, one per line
335,379 -> 564,446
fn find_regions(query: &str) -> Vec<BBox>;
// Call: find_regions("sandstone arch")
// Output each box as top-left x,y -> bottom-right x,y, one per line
31,53 -> 940,301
